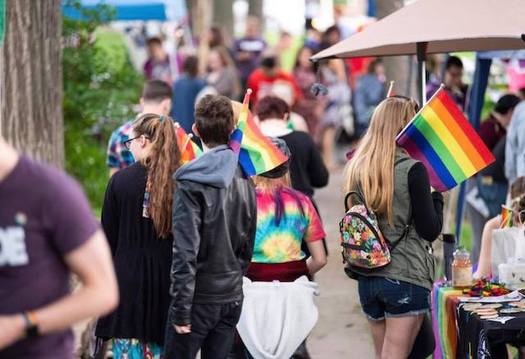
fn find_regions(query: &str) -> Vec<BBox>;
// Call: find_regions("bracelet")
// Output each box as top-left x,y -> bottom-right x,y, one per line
22,311 -> 39,338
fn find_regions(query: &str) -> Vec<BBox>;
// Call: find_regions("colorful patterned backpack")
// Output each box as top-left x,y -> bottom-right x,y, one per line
339,191 -> 391,269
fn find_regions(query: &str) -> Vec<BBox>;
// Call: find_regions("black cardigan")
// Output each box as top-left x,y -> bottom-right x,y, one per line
96,163 -> 173,345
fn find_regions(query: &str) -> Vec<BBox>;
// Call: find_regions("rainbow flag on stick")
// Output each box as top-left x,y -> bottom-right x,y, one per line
396,86 -> 495,192
229,89 -> 288,176
174,123 -> 202,164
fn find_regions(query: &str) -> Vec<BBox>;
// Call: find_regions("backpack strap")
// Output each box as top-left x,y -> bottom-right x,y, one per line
344,191 -> 367,212
388,156 -> 413,251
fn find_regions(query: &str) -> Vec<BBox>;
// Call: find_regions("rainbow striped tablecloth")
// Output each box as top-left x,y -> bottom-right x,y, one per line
432,282 -> 463,359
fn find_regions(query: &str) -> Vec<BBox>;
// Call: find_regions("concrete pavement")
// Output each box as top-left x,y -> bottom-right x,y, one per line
308,168 -> 374,358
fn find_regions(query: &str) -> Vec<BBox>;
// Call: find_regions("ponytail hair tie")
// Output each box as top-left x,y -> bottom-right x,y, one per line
159,115 -> 166,123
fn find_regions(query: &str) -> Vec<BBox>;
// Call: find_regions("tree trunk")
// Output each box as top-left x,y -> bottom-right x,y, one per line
248,0 -> 264,21
196,0 -> 212,75
0,0 -> 63,167
375,0 -> 417,100
213,0 -> 234,40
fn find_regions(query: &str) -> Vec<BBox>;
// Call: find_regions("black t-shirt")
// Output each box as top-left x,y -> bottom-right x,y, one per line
279,131 -> 329,197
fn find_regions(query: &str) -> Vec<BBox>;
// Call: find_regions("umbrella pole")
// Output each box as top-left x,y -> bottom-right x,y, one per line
416,42 -> 428,105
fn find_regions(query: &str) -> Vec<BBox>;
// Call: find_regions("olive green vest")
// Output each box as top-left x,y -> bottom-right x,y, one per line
351,149 -> 438,290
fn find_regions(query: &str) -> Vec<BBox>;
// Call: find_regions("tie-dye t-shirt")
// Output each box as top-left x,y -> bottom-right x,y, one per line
252,187 -> 325,263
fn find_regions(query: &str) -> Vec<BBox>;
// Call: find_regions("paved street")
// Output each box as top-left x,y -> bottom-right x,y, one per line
308,168 -> 374,358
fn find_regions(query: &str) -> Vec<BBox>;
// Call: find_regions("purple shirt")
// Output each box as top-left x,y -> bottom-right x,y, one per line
234,36 -> 267,80
0,157 -> 99,359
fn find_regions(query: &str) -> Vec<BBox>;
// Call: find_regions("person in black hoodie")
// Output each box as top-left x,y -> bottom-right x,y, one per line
164,95 -> 257,359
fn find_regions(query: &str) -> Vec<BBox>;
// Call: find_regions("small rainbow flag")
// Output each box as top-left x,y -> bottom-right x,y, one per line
229,89 -> 288,176
500,205 -> 513,228
396,86 -> 495,192
174,123 -> 202,164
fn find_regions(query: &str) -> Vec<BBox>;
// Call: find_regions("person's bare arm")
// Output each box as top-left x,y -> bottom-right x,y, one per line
306,240 -> 327,275
0,230 -> 118,349
474,215 -> 501,279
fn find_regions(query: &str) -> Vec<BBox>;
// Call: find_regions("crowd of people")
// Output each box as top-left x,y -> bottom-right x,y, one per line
2,16 -> 525,359
141,19 -> 387,169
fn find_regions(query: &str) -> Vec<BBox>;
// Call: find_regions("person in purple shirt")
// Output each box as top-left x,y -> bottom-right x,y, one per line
234,16 -> 267,95
0,138 -> 118,358
143,37 -> 173,85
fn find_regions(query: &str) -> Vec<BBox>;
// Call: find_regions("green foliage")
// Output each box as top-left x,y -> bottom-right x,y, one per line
63,0 -> 144,211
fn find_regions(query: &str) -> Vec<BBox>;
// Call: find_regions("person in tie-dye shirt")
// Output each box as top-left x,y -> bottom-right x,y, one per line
246,138 -> 327,281
235,138 -> 326,359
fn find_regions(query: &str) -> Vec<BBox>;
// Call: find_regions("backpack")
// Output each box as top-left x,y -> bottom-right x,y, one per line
339,191 -> 391,269
339,158 -> 411,269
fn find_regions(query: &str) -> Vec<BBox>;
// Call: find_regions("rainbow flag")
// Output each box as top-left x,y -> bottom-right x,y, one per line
500,205 -> 513,228
229,89 -> 288,176
396,86 -> 495,192
174,123 -> 202,164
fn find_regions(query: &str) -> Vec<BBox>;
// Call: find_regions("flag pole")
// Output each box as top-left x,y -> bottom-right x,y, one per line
386,81 -> 395,97
183,134 -> 192,150
395,84 -> 445,141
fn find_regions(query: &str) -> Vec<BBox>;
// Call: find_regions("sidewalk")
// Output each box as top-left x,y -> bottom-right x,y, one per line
308,168 -> 374,358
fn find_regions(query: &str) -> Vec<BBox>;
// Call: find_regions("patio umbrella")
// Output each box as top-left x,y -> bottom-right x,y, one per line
311,0 -> 525,104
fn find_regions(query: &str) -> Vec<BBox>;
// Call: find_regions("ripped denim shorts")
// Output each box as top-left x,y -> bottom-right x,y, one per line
357,276 -> 430,321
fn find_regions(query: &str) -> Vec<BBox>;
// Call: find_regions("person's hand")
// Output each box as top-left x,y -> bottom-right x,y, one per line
174,324 -> 191,334
0,315 -> 25,350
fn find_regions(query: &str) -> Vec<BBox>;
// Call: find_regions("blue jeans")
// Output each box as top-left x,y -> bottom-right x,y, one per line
358,276 -> 430,321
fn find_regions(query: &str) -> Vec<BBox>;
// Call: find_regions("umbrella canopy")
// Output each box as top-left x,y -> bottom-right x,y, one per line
312,0 -> 525,60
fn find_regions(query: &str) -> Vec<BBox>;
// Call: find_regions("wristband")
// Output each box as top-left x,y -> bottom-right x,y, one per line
22,311 -> 39,338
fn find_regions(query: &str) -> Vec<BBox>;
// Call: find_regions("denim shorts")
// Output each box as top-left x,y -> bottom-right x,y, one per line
357,276 -> 430,321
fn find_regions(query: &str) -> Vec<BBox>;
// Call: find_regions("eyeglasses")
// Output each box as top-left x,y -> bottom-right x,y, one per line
124,135 -> 148,150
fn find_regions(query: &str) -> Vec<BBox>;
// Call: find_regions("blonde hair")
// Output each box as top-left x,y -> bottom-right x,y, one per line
343,96 -> 418,224
254,173 -> 291,191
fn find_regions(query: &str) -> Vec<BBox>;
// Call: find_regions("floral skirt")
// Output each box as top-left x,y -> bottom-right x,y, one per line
112,338 -> 163,359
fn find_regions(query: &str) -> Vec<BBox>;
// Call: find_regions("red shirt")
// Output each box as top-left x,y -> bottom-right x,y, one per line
247,69 -> 301,106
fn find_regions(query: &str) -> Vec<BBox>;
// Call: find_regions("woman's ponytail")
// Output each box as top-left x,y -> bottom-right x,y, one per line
134,114 -> 181,238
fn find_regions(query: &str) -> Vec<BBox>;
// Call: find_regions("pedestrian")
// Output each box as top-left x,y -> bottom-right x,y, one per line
234,16 -> 267,95
466,94 -> 521,263
426,56 -> 468,110
95,114 -> 181,358
247,54 -> 301,107
343,96 -> 443,358
143,37 -> 173,85
164,95 -> 257,359
318,58 -> 352,169
292,46 -> 325,136
235,138 -> 327,359
171,56 -> 206,135
107,80 -> 173,177
206,47 -> 240,99
0,138 -> 118,358
256,96 -> 328,198
479,94 -> 521,150
353,59 -> 386,138
505,100 -> 525,184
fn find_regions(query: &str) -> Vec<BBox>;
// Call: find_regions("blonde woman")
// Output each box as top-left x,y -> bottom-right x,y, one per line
344,96 -> 443,359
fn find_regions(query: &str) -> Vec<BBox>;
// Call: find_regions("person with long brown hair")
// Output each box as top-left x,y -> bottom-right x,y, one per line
206,47 -> 240,99
344,96 -> 443,359
95,114 -> 181,358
